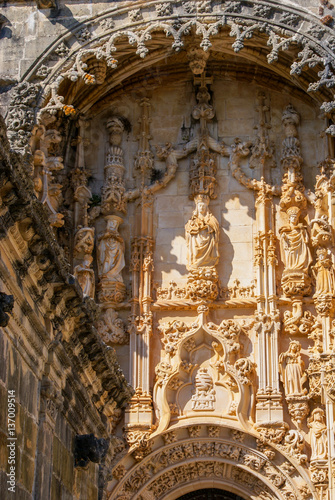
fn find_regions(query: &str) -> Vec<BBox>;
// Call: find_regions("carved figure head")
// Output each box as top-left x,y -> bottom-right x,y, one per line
194,194 -> 210,217
308,408 -> 325,424
106,215 -> 123,233
107,117 -> 124,146
287,206 -> 300,226
74,227 -> 95,256
282,104 -> 300,138
316,247 -> 328,261
288,340 -> 301,353
187,46 -> 209,75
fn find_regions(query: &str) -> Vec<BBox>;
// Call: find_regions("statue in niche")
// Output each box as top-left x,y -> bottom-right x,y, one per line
74,255 -> 95,298
279,341 -> 307,397
74,226 -> 95,257
308,408 -> 328,461
279,207 -> 312,278
97,216 -> 125,283
185,194 -> 219,271
312,247 -> 335,297
73,227 -> 95,299
192,367 -> 215,411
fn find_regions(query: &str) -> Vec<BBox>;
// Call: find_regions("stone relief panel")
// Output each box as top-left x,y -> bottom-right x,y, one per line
153,306 -> 255,435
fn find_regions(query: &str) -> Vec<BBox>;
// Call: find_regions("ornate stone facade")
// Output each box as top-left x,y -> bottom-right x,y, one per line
1,1 -> 335,499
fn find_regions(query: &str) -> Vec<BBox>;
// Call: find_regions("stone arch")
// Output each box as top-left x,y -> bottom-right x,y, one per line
107,423 -> 314,500
6,0 -> 335,154
175,490 -> 246,500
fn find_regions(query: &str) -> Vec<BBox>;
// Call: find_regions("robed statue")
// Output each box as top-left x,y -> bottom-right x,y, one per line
185,194 -> 219,271
279,341 -> 307,397
279,206 -> 312,278
308,408 -> 328,461
97,216 -> 125,283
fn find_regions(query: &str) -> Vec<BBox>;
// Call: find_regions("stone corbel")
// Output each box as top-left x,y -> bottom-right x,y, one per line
0,292 -> 14,327
35,0 -> 58,9
74,434 -> 109,468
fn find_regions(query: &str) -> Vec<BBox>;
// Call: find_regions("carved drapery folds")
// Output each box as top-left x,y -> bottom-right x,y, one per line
185,194 -> 220,301
279,341 -> 309,429
96,215 -> 128,344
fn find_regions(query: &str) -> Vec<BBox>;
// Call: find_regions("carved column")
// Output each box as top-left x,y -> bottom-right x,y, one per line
124,100 -> 155,453
101,117 -> 127,215
255,312 -> 283,422
311,159 -> 335,500
251,94 -> 283,423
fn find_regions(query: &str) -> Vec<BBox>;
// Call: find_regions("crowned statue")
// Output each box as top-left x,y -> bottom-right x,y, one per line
185,194 -> 220,272
279,206 -> 312,296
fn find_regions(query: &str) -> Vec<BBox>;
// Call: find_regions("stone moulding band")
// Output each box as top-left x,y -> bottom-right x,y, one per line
108,426 -> 312,500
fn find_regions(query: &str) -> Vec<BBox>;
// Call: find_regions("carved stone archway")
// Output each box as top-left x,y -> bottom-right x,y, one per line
7,0 -> 335,156
107,424 -> 314,500
176,490 -> 246,500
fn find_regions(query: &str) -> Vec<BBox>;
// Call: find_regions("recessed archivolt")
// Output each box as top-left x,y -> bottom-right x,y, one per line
8,0 -> 335,132
107,424 -> 313,500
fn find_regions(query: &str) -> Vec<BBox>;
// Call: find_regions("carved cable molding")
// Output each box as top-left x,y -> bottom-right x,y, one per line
6,0 -> 335,146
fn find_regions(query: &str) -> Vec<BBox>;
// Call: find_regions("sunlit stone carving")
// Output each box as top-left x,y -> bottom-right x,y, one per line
279,206 -> 312,296
308,408 -> 328,461
191,368 -> 215,411
185,194 -> 219,271
279,341 -> 307,397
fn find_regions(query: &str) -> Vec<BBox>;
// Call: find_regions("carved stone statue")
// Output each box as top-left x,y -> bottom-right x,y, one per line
185,194 -> 219,271
312,247 -> 335,297
74,226 -> 94,258
280,207 -> 312,277
74,256 -> 95,299
192,367 -> 215,411
97,216 -> 125,283
279,341 -> 307,397
96,307 -> 128,344
308,408 -> 328,461
73,227 -> 95,299
279,206 -> 312,296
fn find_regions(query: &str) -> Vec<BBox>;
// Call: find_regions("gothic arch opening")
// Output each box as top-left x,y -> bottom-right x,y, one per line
176,489 -> 246,500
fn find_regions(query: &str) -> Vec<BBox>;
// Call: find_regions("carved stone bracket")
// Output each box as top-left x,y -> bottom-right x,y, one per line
0,292 -> 14,327
74,434 -> 109,468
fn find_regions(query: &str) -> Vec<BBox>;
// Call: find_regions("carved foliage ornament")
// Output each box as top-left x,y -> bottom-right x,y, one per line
13,0 -> 335,137
111,436 -> 299,500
